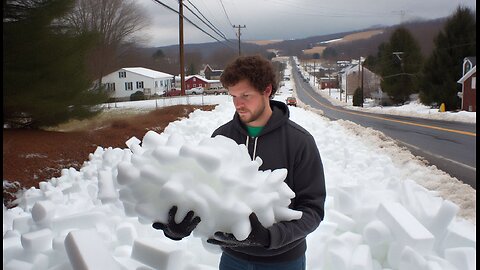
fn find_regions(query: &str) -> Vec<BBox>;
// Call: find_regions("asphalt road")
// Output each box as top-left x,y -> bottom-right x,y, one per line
291,64 -> 477,189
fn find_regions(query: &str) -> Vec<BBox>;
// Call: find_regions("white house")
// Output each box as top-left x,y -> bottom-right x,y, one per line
101,67 -> 174,99
338,58 -> 383,102
339,63 -> 360,96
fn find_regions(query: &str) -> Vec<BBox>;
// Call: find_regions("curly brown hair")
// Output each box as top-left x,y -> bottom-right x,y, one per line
220,55 -> 278,98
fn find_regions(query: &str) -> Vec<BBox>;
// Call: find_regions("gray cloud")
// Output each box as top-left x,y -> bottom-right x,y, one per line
135,0 -> 476,47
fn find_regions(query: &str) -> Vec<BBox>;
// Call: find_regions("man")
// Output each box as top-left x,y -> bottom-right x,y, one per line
153,55 -> 326,270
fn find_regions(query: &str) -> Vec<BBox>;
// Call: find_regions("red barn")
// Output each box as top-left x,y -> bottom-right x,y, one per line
185,75 -> 209,90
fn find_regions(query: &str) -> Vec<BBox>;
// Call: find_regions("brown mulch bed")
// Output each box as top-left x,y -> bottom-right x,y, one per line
3,104 -> 216,208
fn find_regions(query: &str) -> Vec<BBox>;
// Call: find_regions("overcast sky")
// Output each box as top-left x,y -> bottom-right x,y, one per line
134,0 -> 476,47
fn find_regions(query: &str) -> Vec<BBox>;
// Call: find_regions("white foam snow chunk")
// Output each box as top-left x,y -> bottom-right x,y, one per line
64,229 -> 122,270
117,131 -> 302,241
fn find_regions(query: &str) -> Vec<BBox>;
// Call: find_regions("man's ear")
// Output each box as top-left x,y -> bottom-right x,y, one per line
264,84 -> 272,97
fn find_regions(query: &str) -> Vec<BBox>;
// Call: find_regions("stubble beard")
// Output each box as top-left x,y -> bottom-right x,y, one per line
238,100 -> 266,125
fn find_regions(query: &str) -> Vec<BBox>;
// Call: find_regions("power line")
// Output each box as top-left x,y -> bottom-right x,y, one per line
218,0 -> 234,26
184,0 -> 233,43
150,0 -> 233,47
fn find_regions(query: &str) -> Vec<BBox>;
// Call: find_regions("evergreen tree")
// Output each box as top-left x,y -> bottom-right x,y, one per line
419,6 -> 476,110
187,62 -> 197,76
322,47 -> 338,59
152,49 -> 165,61
363,55 -> 378,73
379,27 -> 423,104
4,0 -> 109,128
364,43 -> 388,74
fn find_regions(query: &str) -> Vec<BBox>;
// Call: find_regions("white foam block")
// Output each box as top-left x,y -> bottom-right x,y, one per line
387,242 -> 403,269
31,201 -> 56,225
52,234 -> 67,253
3,236 -> 24,263
326,237 -> 351,270
98,170 -> 118,203
441,220 -> 476,249
426,200 -> 459,237
349,244 -> 373,270
337,231 -> 363,249
398,246 -> 427,270
444,247 -> 476,270
424,255 -> 457,270
23,253 -> 49,270
20,188 -> 45,209
376,201 -> 434,254
52,211 -> 106,231
325,209 -> 356,232
333,186 -> 359,215
4,259 -> 34,270
64,229 -> 121,270
12,215 -> 34,234
363,220 -> 391,245
20,228 -> 53,252
115,222 -> 138,245
131,237 -> 190,270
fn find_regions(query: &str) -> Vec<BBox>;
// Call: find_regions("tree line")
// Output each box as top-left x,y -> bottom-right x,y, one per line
4,0 -> 148,128
363,6 -> 476,110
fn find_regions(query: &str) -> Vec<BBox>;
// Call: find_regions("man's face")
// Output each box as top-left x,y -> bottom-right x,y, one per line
228,79 -> 271,126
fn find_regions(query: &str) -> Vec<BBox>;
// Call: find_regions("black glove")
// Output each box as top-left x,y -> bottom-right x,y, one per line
152,206 -> 201,241
207,213 -> 270,248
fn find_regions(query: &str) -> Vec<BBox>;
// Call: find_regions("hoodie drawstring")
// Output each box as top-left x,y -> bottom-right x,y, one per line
245,136 -> 259,161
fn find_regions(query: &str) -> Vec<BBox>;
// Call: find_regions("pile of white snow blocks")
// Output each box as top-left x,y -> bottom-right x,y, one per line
3,130 -> 476,270
309,179 -> 476,270
3,131 -> 301,270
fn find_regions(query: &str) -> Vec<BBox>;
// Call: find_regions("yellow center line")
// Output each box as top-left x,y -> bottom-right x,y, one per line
300,88 -> 476,137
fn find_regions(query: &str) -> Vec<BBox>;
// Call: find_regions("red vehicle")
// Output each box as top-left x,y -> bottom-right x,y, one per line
163,89 -> 182,97
286,97 -> 297,106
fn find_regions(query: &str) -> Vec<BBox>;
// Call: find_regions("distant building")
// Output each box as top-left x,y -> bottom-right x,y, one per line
457,57 -> 476,112
338,60 -> 382,103
203,65 -> 223,80
319,77 -> 338,89
184,75 -> 220,90
101,67 -> 174,100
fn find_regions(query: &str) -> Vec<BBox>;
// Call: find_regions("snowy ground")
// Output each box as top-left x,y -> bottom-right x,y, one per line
3,61 -> 476,270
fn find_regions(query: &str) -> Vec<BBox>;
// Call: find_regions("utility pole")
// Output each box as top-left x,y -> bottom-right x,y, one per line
326,62 -> 331,96
360,58 -> 364,107
313,61 -> 316,87
345,67 -> 348,103
357,56 -> 361,105
179,0 -> 185,96
233,25 -> 246,56
339,73 -> 342,101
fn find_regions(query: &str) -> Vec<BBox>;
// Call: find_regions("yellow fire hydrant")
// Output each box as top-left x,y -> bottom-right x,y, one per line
439,103 -> 446,112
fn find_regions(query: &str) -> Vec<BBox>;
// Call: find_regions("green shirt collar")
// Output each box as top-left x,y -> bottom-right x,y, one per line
246,125 -> 264,137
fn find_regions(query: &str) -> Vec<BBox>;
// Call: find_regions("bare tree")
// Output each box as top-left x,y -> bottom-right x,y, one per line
62,0 -> 149,82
